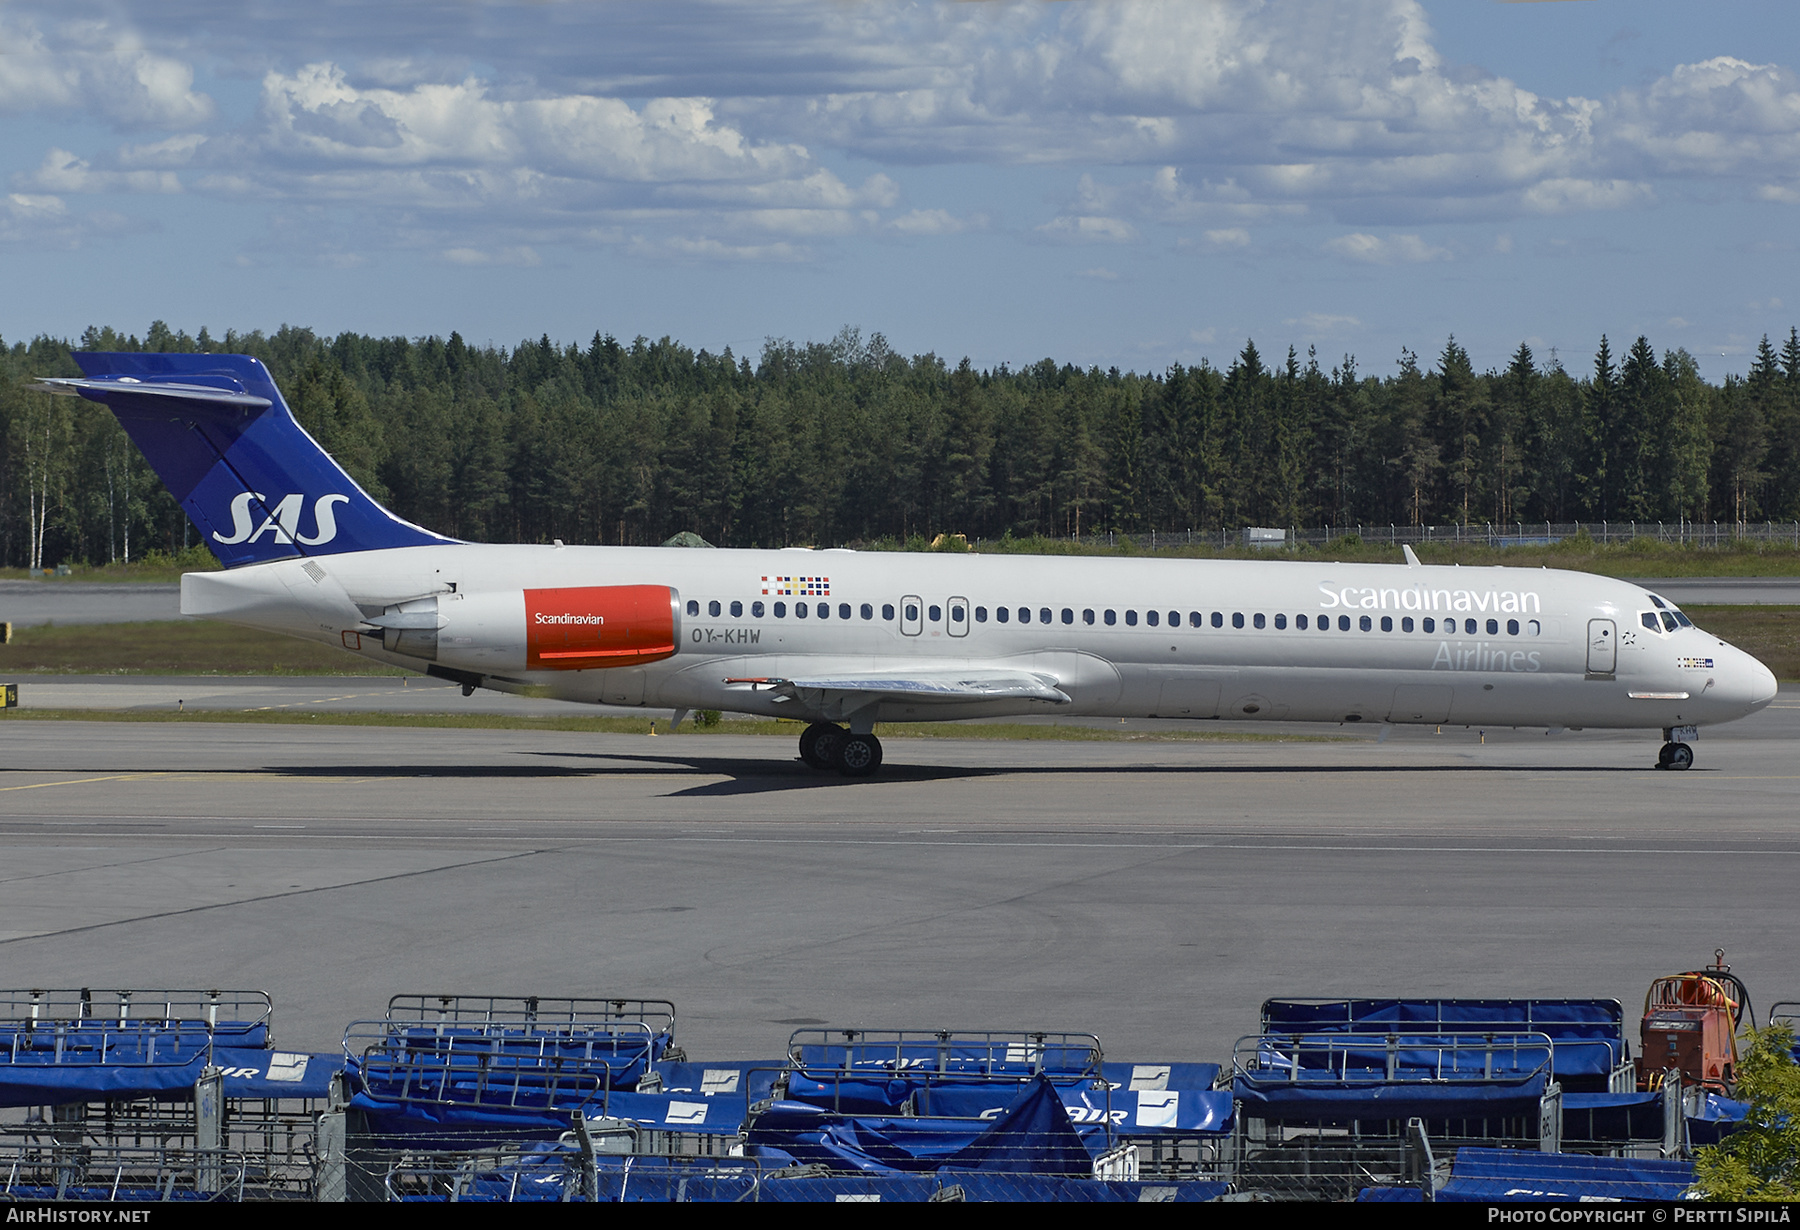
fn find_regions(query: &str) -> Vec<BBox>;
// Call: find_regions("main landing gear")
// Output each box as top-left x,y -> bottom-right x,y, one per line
799,722 -> 883,778
1656,741 -> 1694,771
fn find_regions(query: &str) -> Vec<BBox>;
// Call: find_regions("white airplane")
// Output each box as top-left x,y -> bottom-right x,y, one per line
37,353 -> 1778,777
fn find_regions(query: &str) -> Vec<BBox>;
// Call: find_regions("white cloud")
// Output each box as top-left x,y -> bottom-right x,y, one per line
0,192 -> 136,248
0,15 -> 212,128
1075,266 -> 1121,281
1286,312 -> 1362,336
1521,178 -> 1654,215
1036,215 -> 1137,243
1324,232 -> 1450,264
19,149 -> 181,195
17,0 -> 1800,263
889,208 -> 985,235
441,246 -> 541,267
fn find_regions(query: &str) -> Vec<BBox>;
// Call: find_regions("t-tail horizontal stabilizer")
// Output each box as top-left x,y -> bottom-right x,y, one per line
33,353 -> 455,568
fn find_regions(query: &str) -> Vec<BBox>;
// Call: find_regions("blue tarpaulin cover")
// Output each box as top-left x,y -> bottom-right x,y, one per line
745,1075 -> 1097,1175
1560,1091 -> 1665,1142
1233,1073 -> 1548,1123
1098,1062 -> 1219,1092
1436,1147 -> 1695,1202
212,1048 -> 339,1099
586,1089 -> 748,1136
441,1151 -> 1229,1203
1685,1093 -> 1750,1147
1261,999 -> 1626,1078
917,1085 -> 1232,1136
0,1024 -> 216,1107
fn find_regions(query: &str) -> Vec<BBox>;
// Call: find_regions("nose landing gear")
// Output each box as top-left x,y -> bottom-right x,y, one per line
1656,741 -> 1694,771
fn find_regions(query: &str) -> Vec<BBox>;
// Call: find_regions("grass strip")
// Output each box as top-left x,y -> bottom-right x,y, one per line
0,621 -> 404,676
1683,606 -> 1800,681
0,708 -> 1343,742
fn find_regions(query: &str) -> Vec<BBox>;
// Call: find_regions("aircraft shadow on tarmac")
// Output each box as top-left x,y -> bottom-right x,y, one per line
256,753 -> 1650,799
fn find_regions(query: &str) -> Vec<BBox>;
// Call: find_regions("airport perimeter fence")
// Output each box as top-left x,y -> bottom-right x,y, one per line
988,520 -> 1800,553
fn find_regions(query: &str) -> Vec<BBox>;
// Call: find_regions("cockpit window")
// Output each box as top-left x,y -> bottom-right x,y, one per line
1641,612 -> 1659,632
1674,612 -> 1693,628
1649,594 -> 1667,609
1661,611 -> 1679,633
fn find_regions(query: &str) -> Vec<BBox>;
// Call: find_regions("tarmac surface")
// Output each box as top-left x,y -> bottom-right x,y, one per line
0,581 -> 181,626
2,693 -> 1796,1069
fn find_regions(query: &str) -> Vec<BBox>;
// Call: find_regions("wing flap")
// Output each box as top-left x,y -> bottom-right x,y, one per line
727,670 -> 1071,706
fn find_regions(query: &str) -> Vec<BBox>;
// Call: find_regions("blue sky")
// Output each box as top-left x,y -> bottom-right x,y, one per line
1,1 -> 1796,380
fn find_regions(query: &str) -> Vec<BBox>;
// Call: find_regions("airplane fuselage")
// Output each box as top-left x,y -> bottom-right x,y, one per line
182,544 -> 1777,734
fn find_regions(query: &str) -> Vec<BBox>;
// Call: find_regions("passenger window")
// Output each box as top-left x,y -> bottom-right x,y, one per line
929,605 -> 941,622
753,601 -> 765,617
1189,612 -> 1202,628
1507,618 -> 1519,635
774,602 -> 787,617
796,602 -> 808,619
1402,617 -> 1413,632
1359,615 -> 1372,631
1274,613 -> 1287,630
1465,618 -> 1478,635
1211,612 -> 1223,628
1380,616 -> 1392,632
1232,612 -> 1244,629
839,603 -> 851,620
1338,615 -> 1351,631
1039,607 -> 1052,624
686,599 -> 700,616
817,603 -> 828,618
997,607 -> 1010,623
1062,608 -> 1074,625
903,603 -> 917,621
1484,618 -> 1496,635
1105,610 -> 1117,626
1296,614 -> 1309,630
1018,607 -> 1031,624
1253,613 -> 1266,629
1422,617 -> 1434,633
951,604 -> 965,623
731,600 -> 743,617
975,606 -> 988,623
861,603 -> 874,620
1526,619 -> 1541,636
708,600 -> 721,617
1146,610 -> 1159,627
1084,609 -> 1096,625
1126,610 -> 1138,627
883,603 -> 896,620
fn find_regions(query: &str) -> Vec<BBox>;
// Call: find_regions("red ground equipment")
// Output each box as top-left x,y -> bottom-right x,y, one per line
1636,949 -> 1753,1094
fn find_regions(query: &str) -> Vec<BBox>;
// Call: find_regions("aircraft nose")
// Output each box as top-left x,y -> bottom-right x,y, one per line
1749,658 -> 1778,708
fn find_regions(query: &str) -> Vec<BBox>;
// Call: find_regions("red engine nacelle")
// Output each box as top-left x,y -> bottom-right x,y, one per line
523,585 -> 678,670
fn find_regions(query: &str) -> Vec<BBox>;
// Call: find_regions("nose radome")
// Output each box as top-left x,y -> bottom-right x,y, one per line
1750,658 -> 1778,707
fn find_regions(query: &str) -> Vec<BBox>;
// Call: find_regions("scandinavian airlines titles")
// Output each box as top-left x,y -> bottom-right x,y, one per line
1318,580 -> 1542,614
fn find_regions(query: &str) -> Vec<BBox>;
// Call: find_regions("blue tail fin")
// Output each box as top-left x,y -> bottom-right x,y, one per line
39,353 -> 454,568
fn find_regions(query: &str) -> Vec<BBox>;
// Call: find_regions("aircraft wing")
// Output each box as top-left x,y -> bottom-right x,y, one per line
728,670 -> 1071,709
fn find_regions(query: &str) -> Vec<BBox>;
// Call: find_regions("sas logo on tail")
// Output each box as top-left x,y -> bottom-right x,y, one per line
213,492 -> 351,546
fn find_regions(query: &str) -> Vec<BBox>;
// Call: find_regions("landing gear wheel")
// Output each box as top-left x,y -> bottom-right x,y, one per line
834,732 -> 883,778
1656,742 -> 1675,769
799,722 -> 844,770
1666,742 -> 1693,771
